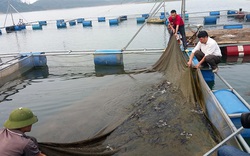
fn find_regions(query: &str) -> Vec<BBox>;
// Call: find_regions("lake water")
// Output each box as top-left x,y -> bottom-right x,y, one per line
1,0 -> 250,155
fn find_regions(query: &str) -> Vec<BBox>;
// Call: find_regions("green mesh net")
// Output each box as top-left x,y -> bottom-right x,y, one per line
38,36 -> 217,156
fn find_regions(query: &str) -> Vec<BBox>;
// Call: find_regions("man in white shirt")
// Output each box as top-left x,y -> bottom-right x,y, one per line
187,31 -> 222,73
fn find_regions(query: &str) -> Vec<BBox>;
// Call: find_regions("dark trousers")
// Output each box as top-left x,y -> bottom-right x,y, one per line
194,50 -> 221,69
170,25 -> 187,49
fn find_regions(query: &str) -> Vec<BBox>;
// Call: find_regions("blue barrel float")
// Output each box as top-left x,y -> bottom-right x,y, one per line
185,13 -> 189,20
246,14 -> 250,22
76,18 -> 85,23
94,49 -> 123,66
98,17 -> 106,22
160,14 -> 165,20
19,24 -> 26,30
109,19 -> 119,26
82,20 -> 92,27
210,11 -> 220,17
120,15 -> 127,21
137,17 -> 145,24
56,19 -> 67,28
165,20 -> 169,25
19,52 -> 47,67
14,25 -> 22,31
32,24 -> 42,30
77,18 -> 84,23
39,21 -> 47,26
223,24 -> 243,29
227,10 -> 237,17
204,16 -> 217,25
69,20 -> 76,26
142,14 -> 149,19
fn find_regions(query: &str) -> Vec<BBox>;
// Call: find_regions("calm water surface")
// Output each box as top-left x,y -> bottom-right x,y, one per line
1,0 -> 250,155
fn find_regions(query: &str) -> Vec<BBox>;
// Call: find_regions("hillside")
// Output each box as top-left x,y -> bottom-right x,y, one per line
0,0 -> 149,13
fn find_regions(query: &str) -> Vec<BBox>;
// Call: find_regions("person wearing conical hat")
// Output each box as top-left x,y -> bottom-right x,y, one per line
0,107 -> 46,156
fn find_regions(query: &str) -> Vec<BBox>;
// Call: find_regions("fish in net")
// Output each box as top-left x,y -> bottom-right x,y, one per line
38,36 -> 217,155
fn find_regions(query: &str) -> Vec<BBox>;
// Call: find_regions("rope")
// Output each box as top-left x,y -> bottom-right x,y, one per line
3,1 -> 11,27
9,4 -> 29,23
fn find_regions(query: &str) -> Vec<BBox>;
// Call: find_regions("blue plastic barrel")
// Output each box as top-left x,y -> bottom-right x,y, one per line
94,49 -> 123,66
77,18 -> 84,23
56,19 -> 64,23
120,15 -> 127,21
165,20 -> 169,25
32,24 -> 42,30
210,11 -> 220,17
142,14 -> 149,19
0,29 -> 2,35
185,13 -> 189,20
204,16 -> 217,25
98,17 -> 106,22
137,17 -> 145,24
246,14 -> 250,22
227,10 -> 236,15
69,20 -> 76,26
227,10 -> 236,17
223,24 -> 243,29
160,15 -> 165,19
109,19 -> 119,26
18,24 -> 26,29
39,21 -> 47,26
57,22 -> 67,28
19,52 -> 47,67
14,25 -> 22,31
82,21 -> 92,27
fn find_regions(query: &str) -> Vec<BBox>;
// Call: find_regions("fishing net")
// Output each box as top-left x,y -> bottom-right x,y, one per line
38,36 -> 215,155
